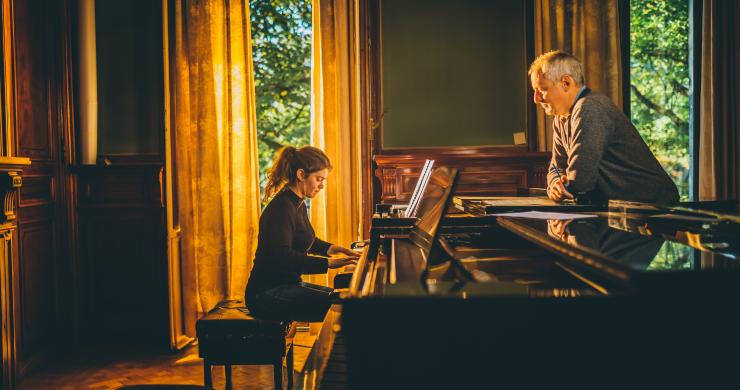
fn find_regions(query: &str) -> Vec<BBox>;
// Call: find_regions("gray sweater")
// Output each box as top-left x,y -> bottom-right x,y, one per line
547,89 -> 679,205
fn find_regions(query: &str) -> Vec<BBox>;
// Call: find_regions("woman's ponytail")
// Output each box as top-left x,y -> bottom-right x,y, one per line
263,146 -> 297,203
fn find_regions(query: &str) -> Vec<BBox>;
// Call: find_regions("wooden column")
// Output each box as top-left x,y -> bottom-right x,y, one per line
0,157 -> 31,390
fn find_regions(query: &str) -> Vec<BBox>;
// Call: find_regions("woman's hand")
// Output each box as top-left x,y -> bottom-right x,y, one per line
327,245 -> 360,269
328,256 -> 357,269
328,245 -> 362,258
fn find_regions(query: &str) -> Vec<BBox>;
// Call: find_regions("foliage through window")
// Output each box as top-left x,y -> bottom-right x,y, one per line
630,0 -> 691,200
250,0 -> 312,194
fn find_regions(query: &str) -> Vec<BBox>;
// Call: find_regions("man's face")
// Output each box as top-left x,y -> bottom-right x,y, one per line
531,72 -> 571,116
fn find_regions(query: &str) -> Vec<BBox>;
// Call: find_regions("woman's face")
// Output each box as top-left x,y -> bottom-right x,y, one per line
299,168 -> 328,198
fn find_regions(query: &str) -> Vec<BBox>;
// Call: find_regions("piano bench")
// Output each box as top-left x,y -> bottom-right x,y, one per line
196,301 -> 294,390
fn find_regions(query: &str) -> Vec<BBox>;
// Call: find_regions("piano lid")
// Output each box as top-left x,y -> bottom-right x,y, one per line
498,215 -> 739,285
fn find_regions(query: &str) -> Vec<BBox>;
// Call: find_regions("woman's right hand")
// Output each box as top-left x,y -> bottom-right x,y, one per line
328,256 -> 358,269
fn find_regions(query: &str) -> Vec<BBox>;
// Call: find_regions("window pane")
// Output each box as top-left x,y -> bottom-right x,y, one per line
630,0 -> 691,200
250,0 -> 312,194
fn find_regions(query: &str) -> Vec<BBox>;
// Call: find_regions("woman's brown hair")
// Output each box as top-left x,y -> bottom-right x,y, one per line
263,145 -> 332,203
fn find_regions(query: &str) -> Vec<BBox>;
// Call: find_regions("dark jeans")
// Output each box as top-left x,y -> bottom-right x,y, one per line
246,282 -> 334,322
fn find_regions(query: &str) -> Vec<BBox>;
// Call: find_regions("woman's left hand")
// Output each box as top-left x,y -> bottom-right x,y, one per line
328,245 -> 361,258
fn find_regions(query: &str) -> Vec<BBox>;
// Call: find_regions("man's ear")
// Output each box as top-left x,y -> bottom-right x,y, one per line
560,75 -> 574,91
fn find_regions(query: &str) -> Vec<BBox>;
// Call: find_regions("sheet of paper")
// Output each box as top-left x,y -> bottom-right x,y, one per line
492,211 -> 597,220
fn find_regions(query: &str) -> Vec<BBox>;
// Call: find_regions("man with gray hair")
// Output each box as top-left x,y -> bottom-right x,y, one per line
530,50 -> 679,205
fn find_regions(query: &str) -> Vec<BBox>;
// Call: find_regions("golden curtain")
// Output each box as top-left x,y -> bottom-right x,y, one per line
699,0 -> 740,200
310,0 -> 362,285
171,0 -> 262,335
534,0 -> 623,151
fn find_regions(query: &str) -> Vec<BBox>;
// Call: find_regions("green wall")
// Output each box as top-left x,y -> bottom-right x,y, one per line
381,0 -> 528,148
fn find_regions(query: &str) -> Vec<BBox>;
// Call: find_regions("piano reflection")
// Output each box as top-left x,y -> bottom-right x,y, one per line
341,166 -> 740,389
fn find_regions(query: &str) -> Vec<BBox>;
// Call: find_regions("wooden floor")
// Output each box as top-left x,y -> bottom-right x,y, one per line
17,342 -> 281,390
17,319 -> 343,390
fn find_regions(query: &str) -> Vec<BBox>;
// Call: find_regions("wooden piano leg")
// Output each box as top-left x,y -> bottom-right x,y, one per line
224,364 -> 233,390
203,360 -> 213,389
287,344 -> 294,390
274,360 -> 283,390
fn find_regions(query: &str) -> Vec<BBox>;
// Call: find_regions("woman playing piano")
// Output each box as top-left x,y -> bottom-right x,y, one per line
244,145 -> 359,321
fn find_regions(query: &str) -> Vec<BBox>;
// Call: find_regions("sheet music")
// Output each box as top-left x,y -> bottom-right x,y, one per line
480,197 -> 561,206
405,160 -> 434,217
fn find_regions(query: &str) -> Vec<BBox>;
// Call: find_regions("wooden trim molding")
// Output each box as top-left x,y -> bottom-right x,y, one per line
1,171 -> 20,221
96,153 -> 163,166
358,0 -> 379,237
0,157 -> 29,221
0,156 -> 30,390
1,0 -> 17,157
0,220 -> 15,390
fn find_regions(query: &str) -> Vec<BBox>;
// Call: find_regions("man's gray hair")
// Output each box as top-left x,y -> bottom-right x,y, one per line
528,50 -> 585,86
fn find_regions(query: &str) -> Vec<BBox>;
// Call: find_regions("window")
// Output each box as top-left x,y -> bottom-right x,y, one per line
630,0 -> 695,267
629,0 -> 692,201
250,0 -> 312,191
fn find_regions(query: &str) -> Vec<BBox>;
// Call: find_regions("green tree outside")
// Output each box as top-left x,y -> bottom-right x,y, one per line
250,0 -> 312,192
630,0 -> 691,200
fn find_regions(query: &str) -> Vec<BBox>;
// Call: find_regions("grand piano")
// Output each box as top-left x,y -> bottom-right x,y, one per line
340,166 -> 740,389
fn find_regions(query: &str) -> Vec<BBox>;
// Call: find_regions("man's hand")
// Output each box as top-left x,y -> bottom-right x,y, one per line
547,176 -> 574,202
547,219 -> 572,240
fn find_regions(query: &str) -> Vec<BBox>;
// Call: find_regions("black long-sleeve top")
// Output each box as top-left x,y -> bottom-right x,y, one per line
245,189 -> 332,299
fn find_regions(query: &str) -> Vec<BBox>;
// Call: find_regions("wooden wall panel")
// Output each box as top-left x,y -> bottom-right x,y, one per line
374,153 -> 550,204
17,171 -> 56,380
14,0 -> 52,160
80,170 -> 161,206
12,0 -> 63,380
0,231 -> 15,390
76,166 -> 168,345
16,222 -> 54,377
0,161 -> 33,390
19,175 -> 53,205
80,211 -> 167,339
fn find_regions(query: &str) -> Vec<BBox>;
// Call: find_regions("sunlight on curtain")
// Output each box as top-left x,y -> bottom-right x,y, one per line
534,0 -> 622,151
78,0 -> 98,164
310,0 -> 362,285
171,0 -> 261,335
699,0 -> 740,200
